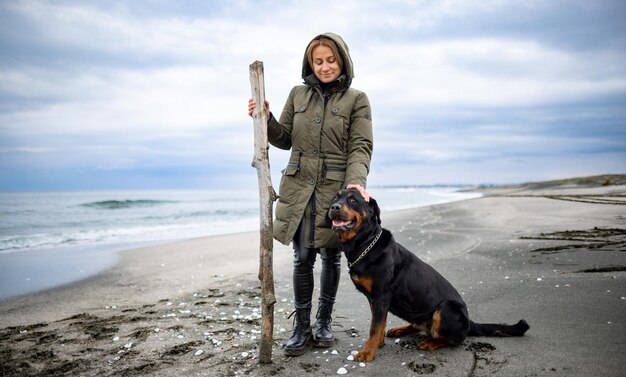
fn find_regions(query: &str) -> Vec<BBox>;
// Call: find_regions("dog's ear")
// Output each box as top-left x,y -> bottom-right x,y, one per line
369,197 -> 381,225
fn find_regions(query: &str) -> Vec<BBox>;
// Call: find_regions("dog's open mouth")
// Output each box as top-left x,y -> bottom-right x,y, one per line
331,217 -> 356,231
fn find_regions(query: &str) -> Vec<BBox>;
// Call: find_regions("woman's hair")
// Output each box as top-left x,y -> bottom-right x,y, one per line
306,37 -> 343,73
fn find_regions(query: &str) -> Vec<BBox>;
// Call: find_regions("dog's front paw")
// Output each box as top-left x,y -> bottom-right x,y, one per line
354,348 -> 376,362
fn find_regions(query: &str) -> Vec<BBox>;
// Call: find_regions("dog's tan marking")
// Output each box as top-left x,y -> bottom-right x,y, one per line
431,310 -> 442,339
351,275 -> 373,294
418,337 -> 449,350
338,205 -> 363,242
386,322 -> 427,337
355,309 -> 387,362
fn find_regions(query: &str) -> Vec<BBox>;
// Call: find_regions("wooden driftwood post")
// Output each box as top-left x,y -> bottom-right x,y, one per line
249,60 -> 277,364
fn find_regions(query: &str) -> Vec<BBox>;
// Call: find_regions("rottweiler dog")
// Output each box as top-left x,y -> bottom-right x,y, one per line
327,189 -> 529,362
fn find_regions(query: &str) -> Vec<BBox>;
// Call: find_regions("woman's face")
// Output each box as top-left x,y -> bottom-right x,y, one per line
312,44 -> 341,84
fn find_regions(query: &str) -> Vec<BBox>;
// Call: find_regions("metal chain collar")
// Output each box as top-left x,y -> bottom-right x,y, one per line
347,229 -> 383,270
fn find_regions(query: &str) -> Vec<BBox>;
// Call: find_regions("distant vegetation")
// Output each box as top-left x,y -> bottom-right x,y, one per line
522,174 -> 626,188
479,174 -> 626,190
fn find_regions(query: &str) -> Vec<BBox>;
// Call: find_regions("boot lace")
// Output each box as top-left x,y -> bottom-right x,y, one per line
317,305 -> 333,327
288,310 -> 309,332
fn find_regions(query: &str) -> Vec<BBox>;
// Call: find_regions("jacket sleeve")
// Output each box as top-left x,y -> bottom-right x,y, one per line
345,91 -> 373,188
267,87 -> 296,150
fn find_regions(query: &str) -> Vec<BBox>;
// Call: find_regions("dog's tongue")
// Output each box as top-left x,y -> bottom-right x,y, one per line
332,219 -> 351,228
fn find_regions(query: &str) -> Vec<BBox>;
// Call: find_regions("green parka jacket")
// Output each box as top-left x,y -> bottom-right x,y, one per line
267,33 -> 373,249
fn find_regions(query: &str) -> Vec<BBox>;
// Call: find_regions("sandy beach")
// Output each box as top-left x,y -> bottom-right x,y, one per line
1,180 -> 624,376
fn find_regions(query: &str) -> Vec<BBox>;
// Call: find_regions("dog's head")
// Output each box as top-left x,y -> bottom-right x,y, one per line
326,189 -> 381,243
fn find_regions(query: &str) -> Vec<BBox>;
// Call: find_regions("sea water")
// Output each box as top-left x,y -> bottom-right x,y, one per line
0,187 -> 480,299
0,189 -> 259,254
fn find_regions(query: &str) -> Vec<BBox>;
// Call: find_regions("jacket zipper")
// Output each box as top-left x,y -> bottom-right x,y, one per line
308,90 -> 332,247
308,91 -> 330,247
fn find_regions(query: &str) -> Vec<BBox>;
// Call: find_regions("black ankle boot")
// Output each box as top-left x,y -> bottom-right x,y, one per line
284,308 -> 312,356
314,249 -> 340,347
314,303 -> 334,347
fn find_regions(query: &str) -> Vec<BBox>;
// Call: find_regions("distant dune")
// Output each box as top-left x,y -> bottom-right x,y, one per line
473,174 -> 626,203
477,174 -> 625,190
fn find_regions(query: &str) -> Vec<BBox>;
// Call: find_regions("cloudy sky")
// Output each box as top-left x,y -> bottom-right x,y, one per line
1,0 -> 624,191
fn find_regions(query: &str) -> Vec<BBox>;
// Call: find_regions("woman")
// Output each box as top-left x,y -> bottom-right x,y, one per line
248,32 -> 373,356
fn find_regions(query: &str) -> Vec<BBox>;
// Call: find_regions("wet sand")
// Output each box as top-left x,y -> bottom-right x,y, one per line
1,183 -> 624,376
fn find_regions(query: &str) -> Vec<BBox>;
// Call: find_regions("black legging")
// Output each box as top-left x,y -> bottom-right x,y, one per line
292,219 -> 341,310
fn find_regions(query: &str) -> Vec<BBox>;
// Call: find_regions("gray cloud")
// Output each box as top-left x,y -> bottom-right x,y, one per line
0,0 -> 624,190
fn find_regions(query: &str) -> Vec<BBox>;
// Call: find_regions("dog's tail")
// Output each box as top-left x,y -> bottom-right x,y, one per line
469,319 -> 529,337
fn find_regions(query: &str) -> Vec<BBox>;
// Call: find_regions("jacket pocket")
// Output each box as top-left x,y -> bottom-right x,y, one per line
278,161 -> 299,207
281,152 -> 302,176
323,106 -> 351,153
292,101 -> 308,122
281,163 -> 299,176
324,164 -> 346,182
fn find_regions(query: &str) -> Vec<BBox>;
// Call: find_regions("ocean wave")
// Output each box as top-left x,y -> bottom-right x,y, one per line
0,234 -> 66,253
80,199 -> 176,210
0,218 -> 260,254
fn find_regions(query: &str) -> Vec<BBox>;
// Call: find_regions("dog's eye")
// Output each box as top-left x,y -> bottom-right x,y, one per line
331,197 -> 338,202
349,198 -> 356,204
